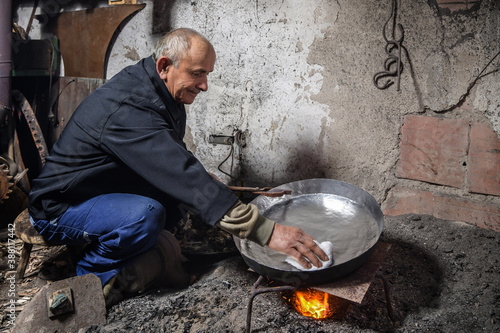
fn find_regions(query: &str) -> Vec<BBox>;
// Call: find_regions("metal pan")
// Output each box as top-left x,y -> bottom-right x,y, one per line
233,178 -> 384,285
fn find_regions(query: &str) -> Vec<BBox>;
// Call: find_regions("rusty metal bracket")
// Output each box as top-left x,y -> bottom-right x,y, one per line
246,275 -> 298,333
373,0 -> 406,91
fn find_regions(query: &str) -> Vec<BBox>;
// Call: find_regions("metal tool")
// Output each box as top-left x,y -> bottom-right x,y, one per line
228,185 -> 291,197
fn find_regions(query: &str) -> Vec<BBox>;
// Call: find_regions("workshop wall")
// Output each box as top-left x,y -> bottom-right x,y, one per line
15,0 -> 500,228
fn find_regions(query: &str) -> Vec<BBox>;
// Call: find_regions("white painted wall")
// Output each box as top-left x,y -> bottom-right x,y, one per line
13,0 -> 500,204
108,0 -> 341,187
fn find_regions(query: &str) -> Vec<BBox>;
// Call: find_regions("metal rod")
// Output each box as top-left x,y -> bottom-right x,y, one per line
228,186 -> 273,192
246,275 -> 298,333
373,0 -> 405,91
375,271 -> 394,322
26,0 -> 39,36
228,185 -> 292,197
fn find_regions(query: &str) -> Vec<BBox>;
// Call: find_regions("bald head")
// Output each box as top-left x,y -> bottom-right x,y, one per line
154,28 -> 215,68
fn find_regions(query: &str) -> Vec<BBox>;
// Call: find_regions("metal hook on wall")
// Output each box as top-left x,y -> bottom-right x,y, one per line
373,0 -> 406,91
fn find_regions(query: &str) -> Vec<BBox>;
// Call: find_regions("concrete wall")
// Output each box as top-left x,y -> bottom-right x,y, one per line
14,0 -> 500,227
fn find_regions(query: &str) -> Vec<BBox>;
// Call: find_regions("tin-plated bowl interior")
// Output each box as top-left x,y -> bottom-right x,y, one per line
234,178 -> 384,284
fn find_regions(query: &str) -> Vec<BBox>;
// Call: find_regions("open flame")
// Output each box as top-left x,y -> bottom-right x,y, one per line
290,288 -> 334,319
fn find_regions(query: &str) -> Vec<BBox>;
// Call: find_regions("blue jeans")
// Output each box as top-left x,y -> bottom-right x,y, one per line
31,193 -> 166,286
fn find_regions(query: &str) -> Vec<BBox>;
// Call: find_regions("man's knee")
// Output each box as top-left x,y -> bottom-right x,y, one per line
93,195 -> 167,251
126,197 -> 166,246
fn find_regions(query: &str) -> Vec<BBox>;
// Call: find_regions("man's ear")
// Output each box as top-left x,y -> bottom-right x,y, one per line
156,56 -> 171,79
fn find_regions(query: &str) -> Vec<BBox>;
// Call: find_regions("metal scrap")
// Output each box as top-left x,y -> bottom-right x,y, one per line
373,0 -> 406,91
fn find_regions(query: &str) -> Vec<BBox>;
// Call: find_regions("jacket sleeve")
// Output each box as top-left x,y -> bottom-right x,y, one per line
216,201 -> 275,246
100,101 -> 238,226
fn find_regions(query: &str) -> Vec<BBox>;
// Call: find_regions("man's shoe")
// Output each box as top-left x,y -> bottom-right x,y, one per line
103,230 -> 193,307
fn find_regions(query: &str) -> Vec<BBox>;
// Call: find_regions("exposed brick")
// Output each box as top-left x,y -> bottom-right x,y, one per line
382,186 -> 434,216
434,194 -> 500,232
438,4 -> 467,12
436,0 -> 480,12
396,115 -> 469,188
383,187 -> 500,232
468,122 -> 500,196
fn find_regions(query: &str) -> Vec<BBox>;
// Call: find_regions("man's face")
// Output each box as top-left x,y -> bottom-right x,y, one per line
161,38 -> 216,104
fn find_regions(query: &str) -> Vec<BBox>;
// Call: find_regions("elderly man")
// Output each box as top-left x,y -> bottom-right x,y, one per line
28,28 -> 327,305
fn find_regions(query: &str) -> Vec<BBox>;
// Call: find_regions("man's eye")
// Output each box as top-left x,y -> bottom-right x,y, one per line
191,72 -> 201,78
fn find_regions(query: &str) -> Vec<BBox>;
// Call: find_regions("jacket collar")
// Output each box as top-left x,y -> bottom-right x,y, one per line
144,55 -> 186,139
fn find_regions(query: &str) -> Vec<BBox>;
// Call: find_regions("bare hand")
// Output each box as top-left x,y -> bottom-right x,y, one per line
266,223 -> 329,269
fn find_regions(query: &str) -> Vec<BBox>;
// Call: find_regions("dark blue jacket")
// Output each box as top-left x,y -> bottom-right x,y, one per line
28,56 -> 238,226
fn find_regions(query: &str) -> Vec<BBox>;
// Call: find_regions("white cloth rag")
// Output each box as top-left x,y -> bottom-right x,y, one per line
285,240 -> 334,271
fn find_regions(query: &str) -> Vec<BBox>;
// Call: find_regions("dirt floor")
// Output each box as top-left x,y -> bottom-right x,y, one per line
1,214 -> 499,333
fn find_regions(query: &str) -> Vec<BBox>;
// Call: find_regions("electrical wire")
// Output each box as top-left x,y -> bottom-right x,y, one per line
217,141 -> 236,180
217,129 -> 246,181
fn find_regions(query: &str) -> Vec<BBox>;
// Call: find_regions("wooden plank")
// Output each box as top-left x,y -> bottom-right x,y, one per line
51,77 -> 105,143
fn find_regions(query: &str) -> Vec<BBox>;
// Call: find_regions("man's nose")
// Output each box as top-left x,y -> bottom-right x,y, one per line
197,76 -> 208,91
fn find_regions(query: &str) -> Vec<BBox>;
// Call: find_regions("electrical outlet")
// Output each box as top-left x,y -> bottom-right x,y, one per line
208,135 -> 234,145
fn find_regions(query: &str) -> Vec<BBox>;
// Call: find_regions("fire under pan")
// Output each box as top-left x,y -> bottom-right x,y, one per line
245,241 -> 392,332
